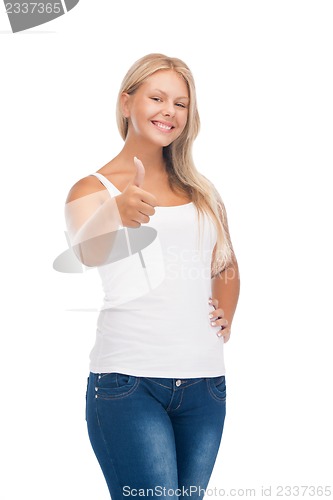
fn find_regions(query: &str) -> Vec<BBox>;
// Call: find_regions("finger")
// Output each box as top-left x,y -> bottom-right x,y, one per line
209,297 -> 219,309
137,199 -> 157,216
140,192 -> 158,209
131,212 -> 150,225
209,308 -> 225,320
133,156 -> 145,188
216,328 -> 231,342
211,318 -> 228,328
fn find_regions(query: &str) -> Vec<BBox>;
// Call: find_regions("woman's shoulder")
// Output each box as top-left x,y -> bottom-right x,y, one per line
65,174 -> 106,203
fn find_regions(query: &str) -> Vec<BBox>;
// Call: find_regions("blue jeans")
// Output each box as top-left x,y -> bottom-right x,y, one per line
86,372 -> 226,499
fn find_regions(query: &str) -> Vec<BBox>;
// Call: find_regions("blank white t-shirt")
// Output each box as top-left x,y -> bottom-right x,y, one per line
88,172 -> 226,378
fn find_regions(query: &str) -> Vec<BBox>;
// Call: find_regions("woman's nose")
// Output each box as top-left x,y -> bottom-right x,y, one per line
162,102 -> 175,117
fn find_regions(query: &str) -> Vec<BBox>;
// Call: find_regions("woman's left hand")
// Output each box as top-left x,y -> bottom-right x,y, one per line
209,297 -> 231,343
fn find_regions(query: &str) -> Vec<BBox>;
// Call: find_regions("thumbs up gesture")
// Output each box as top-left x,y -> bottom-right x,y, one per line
115,157 -> 158,228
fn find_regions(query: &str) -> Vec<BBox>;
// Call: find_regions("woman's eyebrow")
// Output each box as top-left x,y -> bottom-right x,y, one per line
151,88 -> 189,100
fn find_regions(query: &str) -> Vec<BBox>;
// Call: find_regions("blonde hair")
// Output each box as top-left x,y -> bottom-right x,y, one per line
116,53 -> 234,276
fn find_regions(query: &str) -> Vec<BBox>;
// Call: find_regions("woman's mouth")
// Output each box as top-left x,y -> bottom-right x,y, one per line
151,121 -> 174,133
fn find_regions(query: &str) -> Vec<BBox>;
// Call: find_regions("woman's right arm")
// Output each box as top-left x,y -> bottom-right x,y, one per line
65,176 -> 123,267
64,159 -> 157,267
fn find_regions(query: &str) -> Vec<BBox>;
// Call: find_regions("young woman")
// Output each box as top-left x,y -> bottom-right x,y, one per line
65,53 -> 240,498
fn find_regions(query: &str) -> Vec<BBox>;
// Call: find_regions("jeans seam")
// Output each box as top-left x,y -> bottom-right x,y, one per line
166,388 -> 184,413
172,388 -> 184,412
144,378 -> 203,390
96,377 -> 141,400
206,378 -> 227,403
144,378 -> 173,390
94,392 -> 123,493
182,379 -> 203,389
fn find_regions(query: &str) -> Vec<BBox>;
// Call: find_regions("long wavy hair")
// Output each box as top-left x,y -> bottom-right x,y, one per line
116,53 -> 234,276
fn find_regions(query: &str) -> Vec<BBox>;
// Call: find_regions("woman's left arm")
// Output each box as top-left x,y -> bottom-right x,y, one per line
210,256 -> 240,343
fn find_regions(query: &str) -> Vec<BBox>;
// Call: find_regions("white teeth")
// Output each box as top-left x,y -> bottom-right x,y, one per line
154,122 -> 172,130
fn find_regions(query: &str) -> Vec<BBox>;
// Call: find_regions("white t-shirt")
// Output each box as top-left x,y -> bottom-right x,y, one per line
89,172 -> 226,378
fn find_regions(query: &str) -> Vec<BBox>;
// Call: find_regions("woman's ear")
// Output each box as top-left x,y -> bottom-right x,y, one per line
120,92 -> 131,118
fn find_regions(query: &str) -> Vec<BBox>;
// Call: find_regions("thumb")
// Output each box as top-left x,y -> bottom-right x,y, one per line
132,156 -> 145,188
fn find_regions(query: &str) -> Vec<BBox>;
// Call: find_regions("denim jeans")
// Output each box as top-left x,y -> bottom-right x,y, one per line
86,372 -> 226,499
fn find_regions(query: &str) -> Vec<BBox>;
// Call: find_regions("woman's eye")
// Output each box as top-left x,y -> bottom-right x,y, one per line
176,103 -> 187,108
151,97 -> 162,102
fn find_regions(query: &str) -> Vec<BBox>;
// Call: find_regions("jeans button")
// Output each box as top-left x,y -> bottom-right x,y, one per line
176,379 -> 182,387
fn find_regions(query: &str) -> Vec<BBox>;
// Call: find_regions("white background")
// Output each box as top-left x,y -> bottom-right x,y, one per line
1,1 -> 332,498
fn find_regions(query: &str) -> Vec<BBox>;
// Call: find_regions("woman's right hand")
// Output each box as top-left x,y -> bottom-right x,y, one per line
115,157 -> 158,228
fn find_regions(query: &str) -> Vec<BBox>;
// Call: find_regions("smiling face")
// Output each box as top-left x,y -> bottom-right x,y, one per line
121,70 -> 190,148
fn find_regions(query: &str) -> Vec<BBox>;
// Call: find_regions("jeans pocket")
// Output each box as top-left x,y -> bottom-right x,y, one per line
95,372 -> 140,400
206,375 -> 227,402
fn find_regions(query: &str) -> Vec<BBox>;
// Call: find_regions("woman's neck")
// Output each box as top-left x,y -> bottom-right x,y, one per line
119,138 -> 167,174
